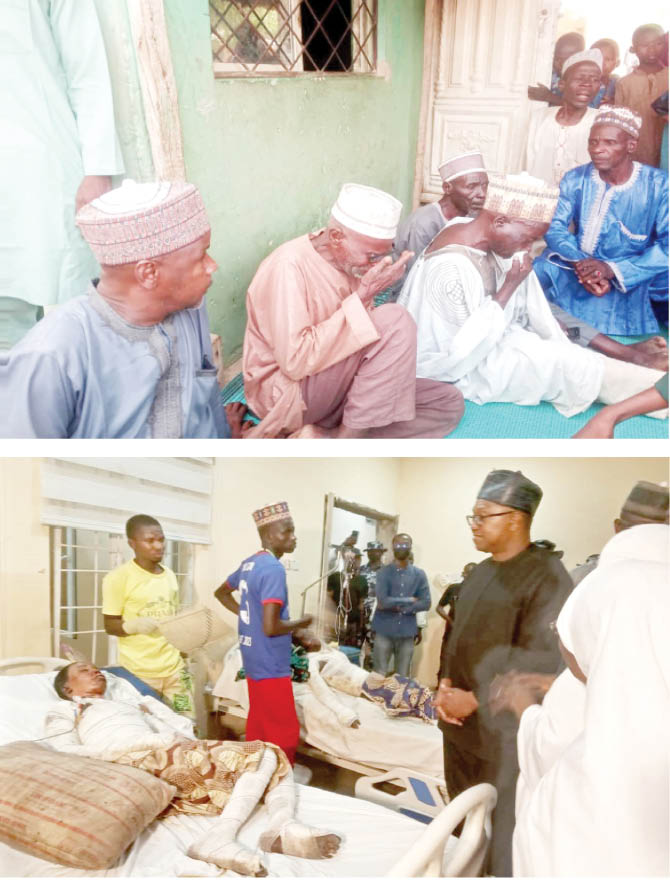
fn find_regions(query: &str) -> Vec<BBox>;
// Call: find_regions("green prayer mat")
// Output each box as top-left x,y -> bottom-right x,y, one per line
221,334 -> 668,439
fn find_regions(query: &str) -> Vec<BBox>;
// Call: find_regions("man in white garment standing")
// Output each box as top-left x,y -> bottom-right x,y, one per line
388,152 -> 489,299
0,0 -> 125,350
398,172 -> 666,422
525,49 -> 602,186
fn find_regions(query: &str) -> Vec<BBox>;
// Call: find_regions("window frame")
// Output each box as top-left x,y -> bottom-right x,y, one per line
210,0 -> 378,79
50,526 -> 196,666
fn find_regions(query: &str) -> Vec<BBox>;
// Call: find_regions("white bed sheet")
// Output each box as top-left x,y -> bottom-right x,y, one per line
213,648 -> 444,780
0,782 -> 440,877
0,666 -> 450,877
295,684 -> 444,779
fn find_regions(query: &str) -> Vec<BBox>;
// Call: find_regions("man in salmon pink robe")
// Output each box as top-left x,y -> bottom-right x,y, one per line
242,183 -> 464,438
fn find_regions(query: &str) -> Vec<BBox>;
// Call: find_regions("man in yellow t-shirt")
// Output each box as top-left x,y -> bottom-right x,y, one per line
102,514 -> 194,718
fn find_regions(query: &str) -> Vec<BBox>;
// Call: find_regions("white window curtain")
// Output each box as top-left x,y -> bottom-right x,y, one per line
41,458 -> 214,544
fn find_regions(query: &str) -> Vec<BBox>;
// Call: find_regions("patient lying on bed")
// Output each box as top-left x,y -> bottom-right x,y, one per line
44,662 -> 341,877
301,634 -> 437,726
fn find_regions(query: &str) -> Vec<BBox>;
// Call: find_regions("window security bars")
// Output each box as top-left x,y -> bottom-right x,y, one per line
209,0 -> 377,75
51,527 -> 194,667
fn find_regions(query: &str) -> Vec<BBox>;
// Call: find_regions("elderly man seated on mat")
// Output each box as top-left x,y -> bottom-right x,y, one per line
398,172 -> 667,422
242,182 -> 464,438
45,662 -> 340,877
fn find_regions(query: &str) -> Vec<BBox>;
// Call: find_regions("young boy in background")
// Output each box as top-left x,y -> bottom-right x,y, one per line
615,24 -> 668,166
589,39 -> 620,107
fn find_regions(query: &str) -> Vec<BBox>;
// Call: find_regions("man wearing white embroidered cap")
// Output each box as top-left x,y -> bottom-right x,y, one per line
388,152 -> 489,299
243,182 -> 464,438
1,179 -> 234,439
526,49 -> 603,186
398,172 -> 666,425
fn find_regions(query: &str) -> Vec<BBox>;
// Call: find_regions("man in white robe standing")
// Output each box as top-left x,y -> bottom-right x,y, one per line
0,0 -> 125,350
398,172 -> 666,422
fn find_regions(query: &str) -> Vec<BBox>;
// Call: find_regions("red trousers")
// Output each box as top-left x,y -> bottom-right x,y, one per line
246,676 -> 300,765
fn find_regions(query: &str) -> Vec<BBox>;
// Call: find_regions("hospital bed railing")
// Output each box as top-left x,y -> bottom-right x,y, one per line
385,782 -> 497,877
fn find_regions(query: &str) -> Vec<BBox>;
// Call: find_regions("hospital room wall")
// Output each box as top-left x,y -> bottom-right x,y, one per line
192,458 -> 402,629
0,460 -> 50,659
396,457 -> 670,685
162,0 -> 426,363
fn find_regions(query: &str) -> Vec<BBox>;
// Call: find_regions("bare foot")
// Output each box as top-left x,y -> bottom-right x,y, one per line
269,832 -> 341,858
572,414 -> 615,438
225,401 -> 255,438
626,338 -> 669,371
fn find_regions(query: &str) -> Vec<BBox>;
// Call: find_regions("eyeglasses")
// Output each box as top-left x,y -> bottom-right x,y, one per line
466,511 -> 515,527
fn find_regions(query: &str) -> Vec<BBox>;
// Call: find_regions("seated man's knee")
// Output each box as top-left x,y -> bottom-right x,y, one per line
371,302 -> 415,335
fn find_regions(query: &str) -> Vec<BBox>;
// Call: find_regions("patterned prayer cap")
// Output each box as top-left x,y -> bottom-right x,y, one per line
593,105 -> 642,139
483,173 -> 558,224
253,502 -> 291,528
438,151 -> 487,183
620,481 -> 669,525
76,180 -> 210,266
561,47 -> 603,76
477,470 -> 543,516
331,183 -> 402,240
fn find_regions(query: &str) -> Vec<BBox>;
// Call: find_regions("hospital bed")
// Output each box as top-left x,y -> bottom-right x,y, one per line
0,656 -> 495,877
211,644 -> 446,782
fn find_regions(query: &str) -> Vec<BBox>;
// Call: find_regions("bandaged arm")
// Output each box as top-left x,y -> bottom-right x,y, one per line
307,656 -> 359,727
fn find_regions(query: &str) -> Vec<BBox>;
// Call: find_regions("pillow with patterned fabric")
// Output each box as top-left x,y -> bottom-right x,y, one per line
0,741 -> 176,870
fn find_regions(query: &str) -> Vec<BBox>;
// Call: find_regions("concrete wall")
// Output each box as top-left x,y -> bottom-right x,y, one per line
3,457 -> 667,686
0,460 -> 51,659
193,457 -> 402,632
163,0 -> 426,362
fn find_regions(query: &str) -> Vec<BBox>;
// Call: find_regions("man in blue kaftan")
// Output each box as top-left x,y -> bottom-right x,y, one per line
534,106 -> 668,336
0,181 -> 231,439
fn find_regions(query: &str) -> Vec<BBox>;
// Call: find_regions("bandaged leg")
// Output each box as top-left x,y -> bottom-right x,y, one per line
597,356 -> 668,418
258,765 -> 341,859
187,746 -> 279,876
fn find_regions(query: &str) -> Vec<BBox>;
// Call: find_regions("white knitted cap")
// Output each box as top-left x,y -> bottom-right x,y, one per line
331,183 -> 402,240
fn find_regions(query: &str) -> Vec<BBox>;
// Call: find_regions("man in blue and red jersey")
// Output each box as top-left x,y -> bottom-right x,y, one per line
215,502 -> 312,764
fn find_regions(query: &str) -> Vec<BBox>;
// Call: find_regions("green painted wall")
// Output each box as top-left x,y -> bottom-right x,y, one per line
163,0 -> 426,363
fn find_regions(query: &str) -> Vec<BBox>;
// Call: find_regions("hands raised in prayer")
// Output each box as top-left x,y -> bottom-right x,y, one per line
488,670 -> 556,719
356,250 -> 414,306
576,258 -> 614,296
495,253 -> 533,307
433,677 -> 479,726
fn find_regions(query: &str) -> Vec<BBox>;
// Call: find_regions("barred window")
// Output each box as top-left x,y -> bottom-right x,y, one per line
51,527 -> 195,667
210,0 -> 377,76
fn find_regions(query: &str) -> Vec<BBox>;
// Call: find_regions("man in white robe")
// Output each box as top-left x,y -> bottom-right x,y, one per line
0,0 -> 125,350
398,172 -> 666,421
525,49 -> 602,186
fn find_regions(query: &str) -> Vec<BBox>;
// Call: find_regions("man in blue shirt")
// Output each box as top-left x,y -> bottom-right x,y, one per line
2,180 -> 234,438
371,533 -> 431,677
215,502 -> 312,764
